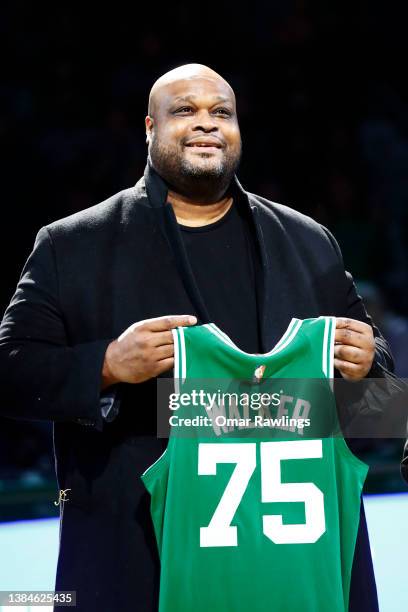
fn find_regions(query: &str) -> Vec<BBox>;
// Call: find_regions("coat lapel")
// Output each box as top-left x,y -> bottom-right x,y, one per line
248,200 -> 291,352
143,163 -> 210,324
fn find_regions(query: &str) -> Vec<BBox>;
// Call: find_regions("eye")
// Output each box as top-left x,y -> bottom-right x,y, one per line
174,106 -> 194,114
213,108 -> 232,117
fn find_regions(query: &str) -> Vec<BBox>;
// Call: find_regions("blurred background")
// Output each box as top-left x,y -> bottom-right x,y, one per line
1,0 -> 407,522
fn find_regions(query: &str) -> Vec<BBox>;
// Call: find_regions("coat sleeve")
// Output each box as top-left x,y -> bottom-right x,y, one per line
0,226 -> 111,429
321,225 -> 394,375
321,225 -> 408,473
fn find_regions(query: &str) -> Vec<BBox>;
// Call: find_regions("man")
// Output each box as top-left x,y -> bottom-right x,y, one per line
0,64 -> 392,611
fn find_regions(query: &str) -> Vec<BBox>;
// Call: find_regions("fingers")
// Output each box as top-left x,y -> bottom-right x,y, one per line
334,318 -> 375,380
333,358 -> 362,380
334,328 -> 367,348
335,317 -> 370,332
145,315 -> 197,332
151,330 -> 175,347
334,344 -> 365,364
332,317 -> 375,381
155,344 -> 175,360
155,357 -> 175,375
334,318 -> 373,348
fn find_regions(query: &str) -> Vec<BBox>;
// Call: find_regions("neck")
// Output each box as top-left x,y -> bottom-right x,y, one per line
167,190 -> 233,227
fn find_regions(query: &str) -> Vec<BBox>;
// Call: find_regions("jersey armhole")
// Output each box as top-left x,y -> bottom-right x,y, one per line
141,446 -> 170,492
334,437 -> 369,474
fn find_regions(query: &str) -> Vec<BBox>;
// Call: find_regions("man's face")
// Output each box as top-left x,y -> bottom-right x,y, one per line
146,76 -> 242,195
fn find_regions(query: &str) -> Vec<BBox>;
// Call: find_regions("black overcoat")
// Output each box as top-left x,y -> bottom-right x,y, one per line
0,162 -> 392,611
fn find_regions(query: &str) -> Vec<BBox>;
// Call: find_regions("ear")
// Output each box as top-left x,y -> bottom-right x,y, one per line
145,115 -> 154,145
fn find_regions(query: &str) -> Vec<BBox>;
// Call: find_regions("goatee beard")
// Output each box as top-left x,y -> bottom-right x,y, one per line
149,142 -> 241,203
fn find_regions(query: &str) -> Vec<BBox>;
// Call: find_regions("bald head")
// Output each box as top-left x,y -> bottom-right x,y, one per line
148,63 -> 235,118
145,63 -> 241,203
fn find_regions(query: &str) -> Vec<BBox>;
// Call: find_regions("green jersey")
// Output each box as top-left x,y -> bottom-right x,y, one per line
142,317 -> 368,612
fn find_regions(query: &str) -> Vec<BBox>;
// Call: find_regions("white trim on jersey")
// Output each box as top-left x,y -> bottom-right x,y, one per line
328,316 -> 335,380
204,318 -> 302,358
171,328 -> 180,395
322,317 -> 330,378
178,326 -> 187,383
205,323 -> 236,349
205,318 -> 300,355
322,316 -> 336,388
271,319 -> 303,355
141,447 -> 168,478
270,318 -> 302,354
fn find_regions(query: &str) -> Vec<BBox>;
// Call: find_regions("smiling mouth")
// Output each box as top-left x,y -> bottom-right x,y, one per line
185,141 -> 223,149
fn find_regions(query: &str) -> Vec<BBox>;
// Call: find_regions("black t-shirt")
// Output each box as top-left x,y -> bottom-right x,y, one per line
178,199 -> 262,354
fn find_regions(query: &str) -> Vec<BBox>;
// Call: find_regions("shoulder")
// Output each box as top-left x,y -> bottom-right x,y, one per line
44,178 -> 147,241
246,191 -> 341,258
247,192 -> 325,236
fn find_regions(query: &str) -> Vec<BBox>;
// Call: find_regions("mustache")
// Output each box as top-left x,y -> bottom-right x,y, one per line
183,136 -> 225,148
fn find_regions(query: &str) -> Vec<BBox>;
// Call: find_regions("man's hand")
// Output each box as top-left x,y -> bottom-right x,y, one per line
334,317 -> 375,381
101,315 -> 197,389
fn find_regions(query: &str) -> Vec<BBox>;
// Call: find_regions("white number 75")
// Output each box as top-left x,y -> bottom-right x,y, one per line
198,440 -> 325,547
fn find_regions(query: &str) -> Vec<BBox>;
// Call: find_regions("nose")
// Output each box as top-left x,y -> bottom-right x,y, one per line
191,110 -> 218,133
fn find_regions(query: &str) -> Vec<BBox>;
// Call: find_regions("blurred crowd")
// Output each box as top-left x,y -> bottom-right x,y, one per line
1,1 -> 407,500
